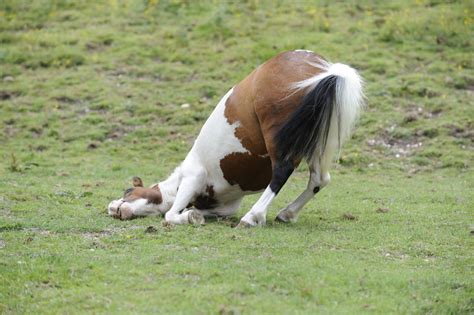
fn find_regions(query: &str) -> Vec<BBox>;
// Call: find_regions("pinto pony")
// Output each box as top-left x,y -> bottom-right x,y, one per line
108,50 -> 364,227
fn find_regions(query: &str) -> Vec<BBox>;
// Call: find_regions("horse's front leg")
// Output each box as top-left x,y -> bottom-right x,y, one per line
164,169 -> 206,225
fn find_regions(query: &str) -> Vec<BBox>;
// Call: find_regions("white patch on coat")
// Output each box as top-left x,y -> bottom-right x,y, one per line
126,198 -> 162,216
186,87 -> 249,199
162,88 -> 249,224
239,187 -> 276,226
107,198 -> 162,217
292,62 -> 364,166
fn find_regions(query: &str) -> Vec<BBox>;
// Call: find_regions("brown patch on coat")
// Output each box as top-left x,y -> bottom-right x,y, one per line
220,152 -> 272,191
124,186 -> 162,204
219,51 -> 326,190
193,185 -> 219,209
224,83 -> 267,156
251,51 -> 325,159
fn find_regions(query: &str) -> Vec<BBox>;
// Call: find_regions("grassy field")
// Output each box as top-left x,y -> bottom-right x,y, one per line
0,0 -> 473,313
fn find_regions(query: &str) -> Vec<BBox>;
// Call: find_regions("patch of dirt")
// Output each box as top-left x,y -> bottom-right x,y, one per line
87,142 -> 99,150
29,126 -> 43,138
54,96 -> 79,105
36,280 -> 61,289
144,226 -> 158,233
86,42 -> 104,52
35,144 -> 48,152
106,68 -> 163,83
402,105 -> 442,124
367,116 -> 442,158
23,228 -> 53,235
447,124 -> 474,142
367,136 -> 423,158
0,91 -> 20,100
342,213 -> 357,220
89,240 -> 107,249
207,216 -> 239,227
81,226 -> 144,240
105,123 -> 138,141
4,118 -> 15,125
218,305 -> 239,315
81,231 -> 112,240
383,251 -> 409,260
3,126 -> 19,138
376,207 -> 390,213
403,113 -> 418,123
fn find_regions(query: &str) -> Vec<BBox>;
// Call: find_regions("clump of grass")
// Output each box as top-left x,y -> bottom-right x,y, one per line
8,152 -> 22,172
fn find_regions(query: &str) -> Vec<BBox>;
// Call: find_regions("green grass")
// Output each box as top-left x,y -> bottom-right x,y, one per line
0,0 -> 473,313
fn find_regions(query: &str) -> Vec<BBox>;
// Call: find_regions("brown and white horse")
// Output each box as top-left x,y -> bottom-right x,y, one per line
108,50 -> 364,227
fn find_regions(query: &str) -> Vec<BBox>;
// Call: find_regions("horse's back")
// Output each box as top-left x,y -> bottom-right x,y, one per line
192,50 -> 327,194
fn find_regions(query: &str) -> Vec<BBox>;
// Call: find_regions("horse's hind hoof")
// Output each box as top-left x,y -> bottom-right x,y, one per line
275,215 -> 289,223
275,209 -> 297,223
235,220 -> 253,228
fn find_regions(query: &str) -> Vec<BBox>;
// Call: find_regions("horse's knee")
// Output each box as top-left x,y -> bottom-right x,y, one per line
310,172 -> 330,194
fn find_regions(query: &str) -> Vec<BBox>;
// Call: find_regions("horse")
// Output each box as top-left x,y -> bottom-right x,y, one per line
107,50 -> 364,227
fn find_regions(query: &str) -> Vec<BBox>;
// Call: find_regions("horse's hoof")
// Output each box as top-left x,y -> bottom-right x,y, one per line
275,209 -> 297,223
235,220 -> 253,228
275,215 -> 289,223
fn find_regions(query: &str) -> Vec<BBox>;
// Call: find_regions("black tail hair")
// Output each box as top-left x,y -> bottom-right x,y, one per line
275,75 -> 338,162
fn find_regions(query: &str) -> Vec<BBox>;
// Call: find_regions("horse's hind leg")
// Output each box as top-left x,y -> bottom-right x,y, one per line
275,157 -> 330,223
237,158 -> 295,227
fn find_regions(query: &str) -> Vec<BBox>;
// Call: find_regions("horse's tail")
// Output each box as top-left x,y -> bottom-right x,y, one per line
275,62 -> 364,164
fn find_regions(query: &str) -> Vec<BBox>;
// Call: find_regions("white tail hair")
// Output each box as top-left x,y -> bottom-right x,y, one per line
277,60 -> 364,165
